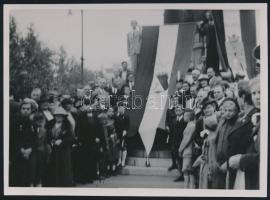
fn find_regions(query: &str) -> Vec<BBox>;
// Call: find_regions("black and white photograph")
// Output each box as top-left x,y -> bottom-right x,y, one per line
3,3 -> 268,197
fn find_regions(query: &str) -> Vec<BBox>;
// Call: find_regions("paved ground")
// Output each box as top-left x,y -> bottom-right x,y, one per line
76,175 -> 185,188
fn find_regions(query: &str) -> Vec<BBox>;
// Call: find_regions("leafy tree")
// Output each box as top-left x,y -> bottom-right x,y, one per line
10,16 -> 55,99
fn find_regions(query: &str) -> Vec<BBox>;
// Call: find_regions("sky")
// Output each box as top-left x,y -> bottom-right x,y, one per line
10,10 -> 164,71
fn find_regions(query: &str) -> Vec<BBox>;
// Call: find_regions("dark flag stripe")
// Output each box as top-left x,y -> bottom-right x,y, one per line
127,26 -> 159,137
240,10 -> 257,78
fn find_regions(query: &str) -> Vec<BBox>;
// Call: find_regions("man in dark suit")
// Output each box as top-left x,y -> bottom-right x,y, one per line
167,105 -> 187,182
76,107 -> 103,183
212,98 -> 240,189
119,61 -> 132,84
228,77 -> 260,189
126,73 -> 135,92
108,79 -> 124,108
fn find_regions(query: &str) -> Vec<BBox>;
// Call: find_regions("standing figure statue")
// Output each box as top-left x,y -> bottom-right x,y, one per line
127,20 -> 142,75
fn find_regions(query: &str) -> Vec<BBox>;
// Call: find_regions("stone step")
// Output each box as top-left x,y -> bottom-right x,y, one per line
128,150 -> 171,158
127,157 -> 172,168
120,166 -> 179,177
76,175 -> 185,188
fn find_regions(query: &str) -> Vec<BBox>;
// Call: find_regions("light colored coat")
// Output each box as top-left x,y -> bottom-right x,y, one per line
179,121 -> 196,158
127,29 -> 142,56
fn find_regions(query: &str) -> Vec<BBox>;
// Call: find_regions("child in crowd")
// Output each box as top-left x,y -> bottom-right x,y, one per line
178,109 -> 196,188
33,112 -> 51,187
114,102 -> 130,168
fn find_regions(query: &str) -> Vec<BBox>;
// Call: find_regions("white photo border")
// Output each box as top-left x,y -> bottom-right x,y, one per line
3,3 -> 268,197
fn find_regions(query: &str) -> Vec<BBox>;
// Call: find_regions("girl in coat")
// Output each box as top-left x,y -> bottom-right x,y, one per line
33,112 -> 51,187
47,107 -> 74,187
105,107 -> 119,175
178,109 -> 196,189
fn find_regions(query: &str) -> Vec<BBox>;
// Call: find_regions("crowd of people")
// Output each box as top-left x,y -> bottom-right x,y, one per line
165,66 -> 260,189
9,61 -> 134,187
9,24 -> 261,190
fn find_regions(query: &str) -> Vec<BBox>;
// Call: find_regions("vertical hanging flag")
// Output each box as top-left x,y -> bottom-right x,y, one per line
127,23 -> 197,157
138,25 -> 179,156
223,10 -> 249,80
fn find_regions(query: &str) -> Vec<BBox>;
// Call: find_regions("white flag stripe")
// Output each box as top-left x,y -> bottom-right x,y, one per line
223,10 -> 242,42
223,10 -> 249,80
139,25 -> 179,156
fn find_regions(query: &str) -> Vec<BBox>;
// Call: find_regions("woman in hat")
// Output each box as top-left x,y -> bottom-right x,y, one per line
47,107 -> 74,187
198,74 -> 209,89
192,98 -> 219,189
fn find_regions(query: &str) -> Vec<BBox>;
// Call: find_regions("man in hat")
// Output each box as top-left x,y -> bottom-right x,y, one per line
198,74 -> 209,89
127,20 -> 142,74
9,99 -> 37,186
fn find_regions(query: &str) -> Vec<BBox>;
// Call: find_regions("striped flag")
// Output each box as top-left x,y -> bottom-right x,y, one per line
127,23 -> 196,156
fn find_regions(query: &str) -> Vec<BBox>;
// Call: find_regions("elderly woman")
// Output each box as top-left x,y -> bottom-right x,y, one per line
47,107 -> 74,187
